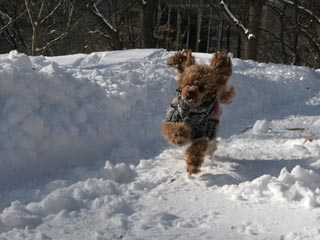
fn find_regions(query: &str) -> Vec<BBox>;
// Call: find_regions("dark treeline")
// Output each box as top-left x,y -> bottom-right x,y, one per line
0,0 -> 319,68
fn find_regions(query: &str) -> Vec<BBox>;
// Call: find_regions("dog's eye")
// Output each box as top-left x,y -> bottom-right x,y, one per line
199,86 -> 205,92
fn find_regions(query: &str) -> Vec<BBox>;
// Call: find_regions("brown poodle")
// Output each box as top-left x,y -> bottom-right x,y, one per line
162,50 -> 235,174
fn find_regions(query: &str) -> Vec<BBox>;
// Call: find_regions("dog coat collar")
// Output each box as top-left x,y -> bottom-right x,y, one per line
175,88 -> 218,121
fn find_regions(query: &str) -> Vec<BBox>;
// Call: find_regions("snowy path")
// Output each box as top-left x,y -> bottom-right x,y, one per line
0,49 -> 320,239
1,118 -> 320,239
1,129 -> 320,239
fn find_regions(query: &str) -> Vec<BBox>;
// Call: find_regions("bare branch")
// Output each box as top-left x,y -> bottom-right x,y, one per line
0,10 -> 12,21
87,29 -> 112,39
279,0 -> 320,25
0,10 -> 26,34
299,25 -> 320,53
91,0 -> 117,32
38,0 -> 46,23
37,32 -> 67,52
220,0 -> 249,35
259,27 -> 294,50
41,0 -> 62,25
37,12 -> 85,54
24,0 -> 36,28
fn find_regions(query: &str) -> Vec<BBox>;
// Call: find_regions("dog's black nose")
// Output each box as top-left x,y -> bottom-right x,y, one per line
186,90 -> 196,99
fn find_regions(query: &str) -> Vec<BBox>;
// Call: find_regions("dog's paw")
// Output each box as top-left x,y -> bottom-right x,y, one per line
162,122 -> 191,146
171,128 -> 189,146
186,163 -> 201,174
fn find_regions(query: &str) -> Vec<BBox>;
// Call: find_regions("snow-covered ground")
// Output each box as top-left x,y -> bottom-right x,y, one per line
0,49 -> 319,239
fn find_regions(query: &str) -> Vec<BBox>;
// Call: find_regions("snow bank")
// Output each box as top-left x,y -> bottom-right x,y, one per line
0,50 -> 175,186
221,165 -> 320,208
0,160 -> 136,233
220,59 -> 320,136
0,49 -> 319,186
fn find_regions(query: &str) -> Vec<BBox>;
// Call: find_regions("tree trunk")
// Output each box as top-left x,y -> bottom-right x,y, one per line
142,0 -> 157,48
176,4 -> 181,50
292,0 -> 300,65
31,26 -> 38,55
226,25 -> 230,52
279,6 -> 288,64
155,0 -> 162,48
166,3 -> 171,49
195,0 -> 203,52
217,20 -> 223,51
206,7 -> 212,53
186,0 -> 191,49
244,0 -> 265,60
237,32 -> 242,58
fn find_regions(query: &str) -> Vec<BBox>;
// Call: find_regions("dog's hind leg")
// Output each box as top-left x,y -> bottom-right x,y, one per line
206,139 -> 218,156
185,137 -> 209,174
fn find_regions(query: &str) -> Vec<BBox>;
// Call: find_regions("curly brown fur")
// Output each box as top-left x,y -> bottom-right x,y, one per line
211,52 -> 232,81
185,138 -> 209,174
168,50 -> 195,74
211,52 -> 235,104
217,85 -> 236,104
163,50 -> 235,174
162,122 -> 191,146
178,65 -> 217,107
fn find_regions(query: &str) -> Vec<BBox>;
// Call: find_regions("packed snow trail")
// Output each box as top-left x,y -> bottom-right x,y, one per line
0,49 -> 320,239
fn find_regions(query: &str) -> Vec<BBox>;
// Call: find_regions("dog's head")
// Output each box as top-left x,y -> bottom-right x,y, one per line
177,65 -> 216,107
168,51 -> 235,107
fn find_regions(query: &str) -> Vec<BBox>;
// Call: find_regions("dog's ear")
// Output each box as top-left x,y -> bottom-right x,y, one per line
168,50 -> 195,74
210,51 -> 232,80
185,49 -> 195,67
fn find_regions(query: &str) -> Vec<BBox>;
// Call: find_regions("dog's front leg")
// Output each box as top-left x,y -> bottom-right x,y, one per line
185,137 -> 209,174
162,122 -> 191,146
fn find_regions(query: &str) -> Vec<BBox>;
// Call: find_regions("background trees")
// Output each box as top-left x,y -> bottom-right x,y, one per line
0,0 -> 319,68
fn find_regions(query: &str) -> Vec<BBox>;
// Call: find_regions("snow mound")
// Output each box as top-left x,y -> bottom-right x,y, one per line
221,165 -> 320,208
252,119 -> 269,134
0,160 -> 136,233
0,50 -> 175,186
0,48 -> 319,188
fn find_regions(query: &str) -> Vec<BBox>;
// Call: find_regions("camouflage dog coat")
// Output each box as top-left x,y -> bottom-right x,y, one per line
165,88 -> 221,140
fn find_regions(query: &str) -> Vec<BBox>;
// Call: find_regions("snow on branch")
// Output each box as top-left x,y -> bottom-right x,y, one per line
91,1 -> 117,33
220,0 -> 249,35
88,30 -> 112,39
279,0 -> 320,25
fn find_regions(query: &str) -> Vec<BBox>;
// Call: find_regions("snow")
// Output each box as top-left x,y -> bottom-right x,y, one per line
252,119 -> 269,134
0,49 -> 320,239
0,49 -> 173,186
248,33 -> 255,39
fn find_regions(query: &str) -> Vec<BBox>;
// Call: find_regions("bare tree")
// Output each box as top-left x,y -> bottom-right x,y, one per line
0,0 -> 319,68
141,0 -> 157,48
220,0 -> 266,60
86,0 -> 124,50
263,0 -> 320,67
0,0 -> 27,52
24,0 -> 63,55
195,0 -> 204,52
